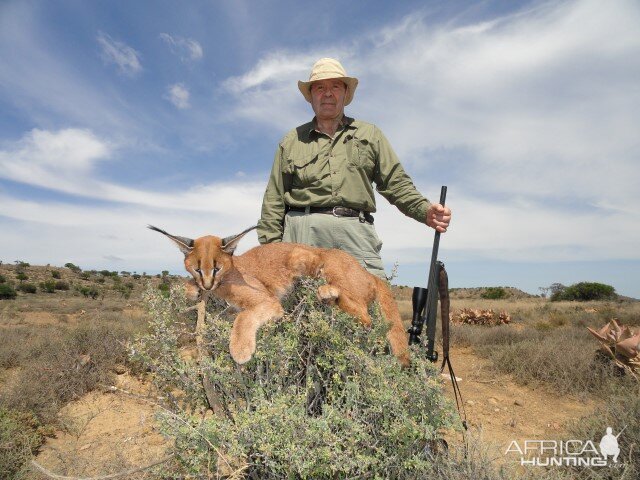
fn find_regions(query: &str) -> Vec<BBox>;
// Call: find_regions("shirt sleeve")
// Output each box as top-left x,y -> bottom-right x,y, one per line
257,144 -> 289,243
373,127 -> 431,224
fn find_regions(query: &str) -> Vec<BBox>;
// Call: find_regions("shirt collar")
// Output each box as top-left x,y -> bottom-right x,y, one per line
308,115 -> 356,136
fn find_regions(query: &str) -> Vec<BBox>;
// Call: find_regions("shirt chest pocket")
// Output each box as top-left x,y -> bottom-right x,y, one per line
347,136 -> 375,174
282,153 -> 317,186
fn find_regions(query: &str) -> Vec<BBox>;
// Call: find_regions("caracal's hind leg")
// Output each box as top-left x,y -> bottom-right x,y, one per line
317,284 -> 340,305
336,294 -> 372,328
229,300 -> 284,364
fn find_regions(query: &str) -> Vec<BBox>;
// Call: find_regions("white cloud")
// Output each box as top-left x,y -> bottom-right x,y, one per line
0,128 -> 264,214
222,50 -> 351,132
164,83 -> 191,109
159,33 -> 203,61
97,31 -> 142,76
0,197 -> 260,274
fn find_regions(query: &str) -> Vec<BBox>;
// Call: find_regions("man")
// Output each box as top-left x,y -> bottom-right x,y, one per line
257,58 -> 451,278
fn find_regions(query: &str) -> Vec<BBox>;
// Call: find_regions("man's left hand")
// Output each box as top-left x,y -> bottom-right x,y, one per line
426,203 -> 451,233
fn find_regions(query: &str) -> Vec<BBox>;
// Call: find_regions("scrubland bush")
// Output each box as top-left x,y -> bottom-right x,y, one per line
38,280 -> 56,293
64,262 -> 81,273
0,407 -> 44,479
17,283 -> 37,294
77,285 -> 99,299
551,282 -> 617,302
51,270 -> 61,279
54,280 -> 70,290
0,274 -> 6,283
157,282 -> 170,297
0,283 -> 17,300
132,282 -> 458,478
481,287 -> 507,299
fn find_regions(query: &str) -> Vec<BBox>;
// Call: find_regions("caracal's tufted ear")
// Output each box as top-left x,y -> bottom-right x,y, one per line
221,225 -> 257,255
148,225 -> 194,255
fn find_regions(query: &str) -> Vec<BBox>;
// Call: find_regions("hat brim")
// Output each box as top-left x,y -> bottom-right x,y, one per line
298,76 -> 358,106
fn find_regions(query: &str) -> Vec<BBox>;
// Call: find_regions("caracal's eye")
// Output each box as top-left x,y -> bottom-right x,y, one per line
195,268 -> 202,275
213,266 -> 221,274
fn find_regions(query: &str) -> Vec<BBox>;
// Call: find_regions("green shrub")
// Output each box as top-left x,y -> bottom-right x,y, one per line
481,287 -> 507,299
15,272 -> 28,282
80,272 -> 91,280
0,274 -> 6,283
39,280 -> 56,293
114,282 -> 133,299
551,282 -> 617,301
157,282 -> 170,297
64,262 -> 81,273
133,282 -> 457,478
54,280 -> 70,291
0,407 -> 44,479
51,270 -> 61,279
0,283 -> 17,300
77,286 -> 99,299
18,283 -> 37,294
0,283 -> 18,300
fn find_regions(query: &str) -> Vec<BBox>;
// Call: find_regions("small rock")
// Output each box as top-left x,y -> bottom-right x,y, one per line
113,364 -> 127,375
488,397 -> 499,405
466,400 -> 475,406
510,418 -> 517,428
514,399 -> 524,406
79,443 -> 92,451
494,408 -> 500,413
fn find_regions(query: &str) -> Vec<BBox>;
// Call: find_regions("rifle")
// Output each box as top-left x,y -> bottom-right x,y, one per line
407,186 -> 467,429
407,186 -> 447,357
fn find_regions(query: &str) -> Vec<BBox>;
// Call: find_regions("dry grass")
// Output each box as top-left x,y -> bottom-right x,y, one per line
399,295 -> 639,399
0,305 -> 149,426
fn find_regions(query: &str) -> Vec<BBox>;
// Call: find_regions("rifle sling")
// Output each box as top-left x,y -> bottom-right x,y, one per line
438,265 -> 468,430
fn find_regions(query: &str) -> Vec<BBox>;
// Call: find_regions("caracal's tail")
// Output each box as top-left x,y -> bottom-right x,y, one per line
374,276 -> 410,367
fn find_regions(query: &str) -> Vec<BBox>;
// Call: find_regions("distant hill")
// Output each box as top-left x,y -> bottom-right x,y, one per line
391,285 -> 536,301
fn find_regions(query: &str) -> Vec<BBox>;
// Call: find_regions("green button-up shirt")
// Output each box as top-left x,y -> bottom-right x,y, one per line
257,116 -> 431,244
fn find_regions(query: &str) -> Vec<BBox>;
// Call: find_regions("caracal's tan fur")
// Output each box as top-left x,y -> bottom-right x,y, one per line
149,225 -> 410,367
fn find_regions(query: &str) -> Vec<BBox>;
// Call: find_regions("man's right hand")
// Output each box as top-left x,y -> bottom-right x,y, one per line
426,203 -> 451,233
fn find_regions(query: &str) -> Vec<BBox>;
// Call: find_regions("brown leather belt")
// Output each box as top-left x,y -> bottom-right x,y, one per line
288,205 -> 374,224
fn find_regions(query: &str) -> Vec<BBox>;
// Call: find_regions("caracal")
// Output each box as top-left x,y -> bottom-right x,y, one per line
149,225 -> 410,367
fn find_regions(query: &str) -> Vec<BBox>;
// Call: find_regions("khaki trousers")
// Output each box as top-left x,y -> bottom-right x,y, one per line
282,210 -> 386,279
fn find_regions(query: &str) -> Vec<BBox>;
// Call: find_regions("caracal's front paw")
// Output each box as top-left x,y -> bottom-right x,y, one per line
317,284 -> 340,304
229,334 -> 256,365
184,280 -> 201,302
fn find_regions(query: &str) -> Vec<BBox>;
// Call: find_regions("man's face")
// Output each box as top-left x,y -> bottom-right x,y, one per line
310,78 -> 347,121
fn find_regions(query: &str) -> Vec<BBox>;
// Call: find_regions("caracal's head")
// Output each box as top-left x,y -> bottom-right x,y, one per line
148,225 -> 256,292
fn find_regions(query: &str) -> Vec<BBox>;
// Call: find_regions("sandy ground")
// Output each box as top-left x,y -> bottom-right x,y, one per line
31,374 -> 172,479
442,347 -> 596,466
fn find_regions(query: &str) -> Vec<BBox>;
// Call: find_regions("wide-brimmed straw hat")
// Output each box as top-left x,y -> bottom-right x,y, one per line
298,58 -> 359,106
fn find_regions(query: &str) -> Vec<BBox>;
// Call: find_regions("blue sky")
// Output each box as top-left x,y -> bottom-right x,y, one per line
1,0 -> 639,297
